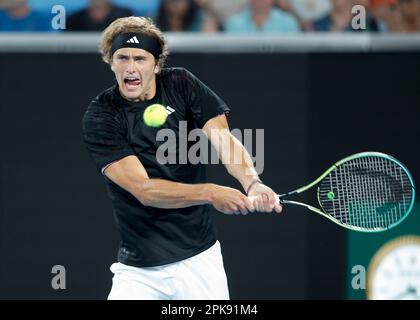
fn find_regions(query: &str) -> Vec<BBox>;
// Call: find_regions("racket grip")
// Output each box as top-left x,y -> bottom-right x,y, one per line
248,194 -> 281,205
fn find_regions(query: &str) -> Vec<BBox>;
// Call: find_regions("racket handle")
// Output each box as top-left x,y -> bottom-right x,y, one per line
248,194 -> 282,205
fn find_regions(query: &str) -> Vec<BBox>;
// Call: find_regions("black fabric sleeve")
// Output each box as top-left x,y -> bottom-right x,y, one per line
181,68 -> 230,128
82,102 -> 135,174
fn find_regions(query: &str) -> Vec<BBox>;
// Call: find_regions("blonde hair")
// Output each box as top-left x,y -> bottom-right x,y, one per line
100,16 -> 170,70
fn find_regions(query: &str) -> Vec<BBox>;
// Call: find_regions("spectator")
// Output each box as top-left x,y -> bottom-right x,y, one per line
275,0 -> 293,12
66,0 -> 133,31
277,0 -> 332,31
395,0 -> 420,32
0,0 -> 54,31
27,0 -> 87,16
224,0 -> 300,33
192,0 -> 224,30
112,0 -> 161,17
156,0 -> 219,32
204,0 -> 248,24
313,0 -> 379,31
370,0 -> 400,32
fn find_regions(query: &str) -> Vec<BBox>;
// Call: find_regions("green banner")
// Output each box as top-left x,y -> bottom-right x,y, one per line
347,202 -> 420,300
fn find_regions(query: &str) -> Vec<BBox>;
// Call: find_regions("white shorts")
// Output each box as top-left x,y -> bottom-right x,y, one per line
107,241 -> 230,300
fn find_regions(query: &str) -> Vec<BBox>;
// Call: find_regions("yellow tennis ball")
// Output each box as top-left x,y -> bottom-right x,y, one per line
143,104 -> 168,128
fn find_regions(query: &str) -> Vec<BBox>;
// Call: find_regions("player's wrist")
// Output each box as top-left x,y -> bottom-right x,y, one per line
204,183 -> 217,204
246,178 -> 262,195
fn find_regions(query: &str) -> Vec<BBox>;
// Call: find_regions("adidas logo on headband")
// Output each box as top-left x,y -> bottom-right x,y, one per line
111,32 -> 162,59
126,36 -> 139,44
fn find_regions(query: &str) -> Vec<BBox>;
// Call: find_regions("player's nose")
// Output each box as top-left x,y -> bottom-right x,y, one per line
126,58 -> 136,73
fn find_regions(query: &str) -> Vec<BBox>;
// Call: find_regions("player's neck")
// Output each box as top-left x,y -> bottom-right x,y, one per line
139,82 -> 157,101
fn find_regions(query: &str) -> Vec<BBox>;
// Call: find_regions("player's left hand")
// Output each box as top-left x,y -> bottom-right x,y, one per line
247,182 -> 283,214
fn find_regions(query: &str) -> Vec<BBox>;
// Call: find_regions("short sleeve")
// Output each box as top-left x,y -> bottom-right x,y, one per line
82,102 -> 135,174
181,68 -> 230,128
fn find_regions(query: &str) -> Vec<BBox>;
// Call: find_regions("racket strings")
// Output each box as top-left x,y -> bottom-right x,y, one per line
319,156 -> 414,231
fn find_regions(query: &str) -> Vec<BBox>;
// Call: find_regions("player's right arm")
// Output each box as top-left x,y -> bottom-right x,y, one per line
104,155 -> 254,214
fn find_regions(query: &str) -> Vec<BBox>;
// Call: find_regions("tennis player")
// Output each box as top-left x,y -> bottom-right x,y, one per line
82,16 -> 282,300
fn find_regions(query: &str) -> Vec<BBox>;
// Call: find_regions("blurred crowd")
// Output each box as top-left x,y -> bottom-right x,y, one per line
0,0 -> 419,33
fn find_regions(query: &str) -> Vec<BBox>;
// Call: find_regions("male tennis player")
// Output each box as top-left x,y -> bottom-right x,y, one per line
82,16 -> 282,300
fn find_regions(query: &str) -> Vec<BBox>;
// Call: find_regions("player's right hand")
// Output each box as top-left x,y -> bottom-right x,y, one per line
208,185 -> 255,215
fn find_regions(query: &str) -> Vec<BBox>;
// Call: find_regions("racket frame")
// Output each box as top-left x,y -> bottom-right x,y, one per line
277,152 -> 416,232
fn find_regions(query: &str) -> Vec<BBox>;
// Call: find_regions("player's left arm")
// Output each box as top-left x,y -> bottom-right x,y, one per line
202,114 -> 282,213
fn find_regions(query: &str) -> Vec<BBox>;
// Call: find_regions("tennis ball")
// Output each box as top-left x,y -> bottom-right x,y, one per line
143,104 -> 168,128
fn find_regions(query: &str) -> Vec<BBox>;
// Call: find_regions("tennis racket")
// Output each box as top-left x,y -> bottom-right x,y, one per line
251,152 -> 416,232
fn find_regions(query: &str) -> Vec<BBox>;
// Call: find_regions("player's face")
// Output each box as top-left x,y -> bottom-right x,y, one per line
111,47 -> 160,102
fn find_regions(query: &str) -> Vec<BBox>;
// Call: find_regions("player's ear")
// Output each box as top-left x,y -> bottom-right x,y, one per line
110,61 -> 114,72
154,63 -> 160,74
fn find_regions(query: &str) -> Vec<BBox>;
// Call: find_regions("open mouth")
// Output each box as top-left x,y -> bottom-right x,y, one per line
124,76 -> 141,89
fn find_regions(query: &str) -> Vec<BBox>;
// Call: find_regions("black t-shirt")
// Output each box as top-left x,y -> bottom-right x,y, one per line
82,67 -> 230,267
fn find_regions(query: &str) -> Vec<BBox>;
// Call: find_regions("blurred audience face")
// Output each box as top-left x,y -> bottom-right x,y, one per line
397,0 -> 420,21
372,4 -> 393,20
0,0 -> 26,9
89,0 -> 111,22
195,0 -> 208,8
331,0 -> 352,12
164,0 -> 190,16
355,0 -> 370,7
371,1 -> 396,20
90,0 -> 110,7
276,0 -> 292,12
251,0 -> 274,12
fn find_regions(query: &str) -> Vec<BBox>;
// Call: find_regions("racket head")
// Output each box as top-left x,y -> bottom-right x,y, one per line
316,152 -> 415,232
